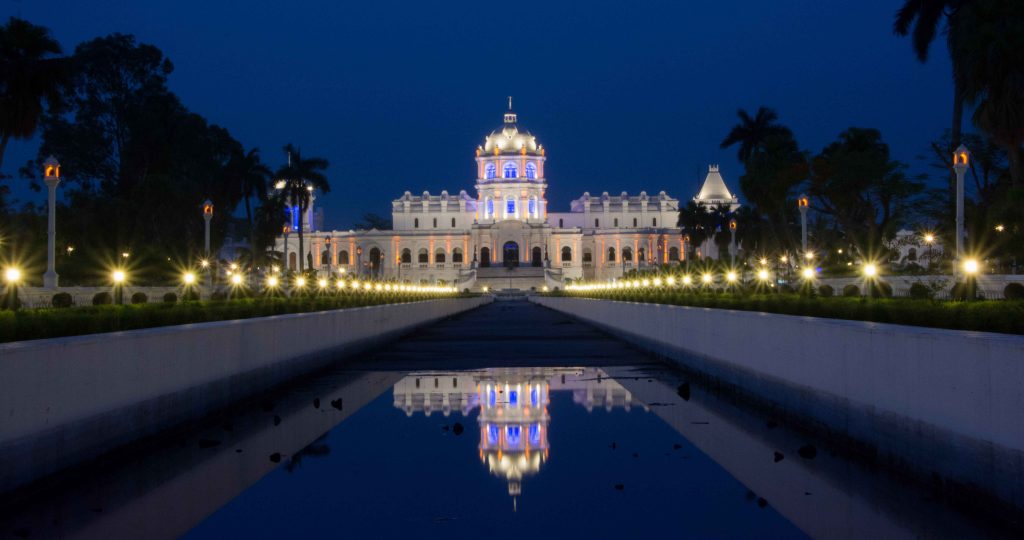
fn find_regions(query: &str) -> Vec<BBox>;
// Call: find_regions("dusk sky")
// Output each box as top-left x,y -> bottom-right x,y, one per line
3,0 -> 953,230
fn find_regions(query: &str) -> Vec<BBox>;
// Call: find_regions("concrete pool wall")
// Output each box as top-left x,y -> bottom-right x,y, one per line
531,296 -> 1024,509
0,296 -> 491,494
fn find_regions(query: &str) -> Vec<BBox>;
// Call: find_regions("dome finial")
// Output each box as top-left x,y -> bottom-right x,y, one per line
508,95 -> 513,111
504,97 -> 517,124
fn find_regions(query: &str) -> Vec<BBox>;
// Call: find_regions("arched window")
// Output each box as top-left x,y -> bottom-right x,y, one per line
614,218 -> 619,227
288,252 -> 297,270
594,218 -> 600,227
339,250 -> 350,265
503,162 -> 518,178
435,248 -> 446,263
401,248 -> 412,263
485,162 -> 496,179
451,217 -> 456,228
321,250 -> 330,265
525,162 -> 537,179
418,248 -> 429,263
506,198 -> 516,217
486,198 -> 494,218
528,197 -> 537,217
583,249 -> 592,263
633,218 -> 638,227
414,218 -> 419,228
668,247 -> 680,261
652,218 -> 657,227
607,247 -> 616,262
452,248 -> 463,263
623,247 -> 633,262
561,246 -> 572,262
559,218 -> 564,228
433,218 -> 437,228
638,247 -> 646,262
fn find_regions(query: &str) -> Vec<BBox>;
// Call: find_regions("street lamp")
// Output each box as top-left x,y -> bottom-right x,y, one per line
922,233 -> 935,270
797,194 -> 810,254
728,219 -> 737,265
3,267 -> 22,310
42,156 -> 61,288
962,257 -> 980,301
863,263 -> 878,278
953,146 -> 970,273
112,269 -> 126,305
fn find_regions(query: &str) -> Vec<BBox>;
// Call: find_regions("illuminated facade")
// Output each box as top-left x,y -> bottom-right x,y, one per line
276,102 -> 690,290
393,368 -> 637,497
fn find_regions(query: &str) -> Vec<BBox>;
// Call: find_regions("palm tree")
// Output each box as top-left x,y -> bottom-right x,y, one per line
0,17 -> 65,174
226,147 -> 271,266
274,143 -> 329,273
719,107 -> 784,163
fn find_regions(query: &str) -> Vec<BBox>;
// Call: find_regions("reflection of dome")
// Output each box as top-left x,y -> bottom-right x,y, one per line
483,450 -> 545,496
480,105 -> 544,157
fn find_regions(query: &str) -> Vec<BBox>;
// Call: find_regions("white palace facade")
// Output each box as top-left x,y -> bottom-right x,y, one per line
275,104 -> 737,291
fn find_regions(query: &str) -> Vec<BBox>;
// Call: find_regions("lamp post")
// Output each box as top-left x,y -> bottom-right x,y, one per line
797,194 -> 809,255
923,233 -> 935,270
4,267 -> 21,310
202,200 -> 213,287
356,246 -> 363,278
953,145 -> 970,275
42,156 -> 61,288
728,218 -> 737,265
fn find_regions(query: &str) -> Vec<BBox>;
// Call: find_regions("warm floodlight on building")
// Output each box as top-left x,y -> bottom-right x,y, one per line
780,255 -> 788,263
482,286 -> 489,292
4,267 -> 21,284
183,272 -> 196,285
542,286 -> 549,292
963,258 -> 979,275
863,263 -> 878,278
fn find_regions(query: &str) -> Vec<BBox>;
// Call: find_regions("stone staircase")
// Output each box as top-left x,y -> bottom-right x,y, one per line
474,266 -> 547,292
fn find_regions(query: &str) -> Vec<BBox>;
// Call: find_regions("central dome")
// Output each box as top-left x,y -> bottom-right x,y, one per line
480,105 -> 544,157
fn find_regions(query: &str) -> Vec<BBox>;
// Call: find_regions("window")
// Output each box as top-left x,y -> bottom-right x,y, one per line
485,162 -> 496,179
561,246 -> 572,262
339,250 -> 350,265
452,248 -> 463,263
559,218 -> 563,228
506,198 -> 516,216
486,198 -> 494,218
633,218 -> 637,227
321,250 -> 330,265
669,247 -> 680,261
614,218 -> 619,227
525,162 -> 537,179
433,218 -> 437,228
594,219 -> 599,227
607,247 -> 616,262
623,247 -> 633,262
638,247 -> 646,262
401,248 -> 411,263
418,248 -> 429,263
653,218 -> 657,227
503,162 -> 518,178
451,217 -> 456,227
435,249 -> 446,263
528,198 -> 536,216
583,249 -> 592,263
414,218 -> 419,228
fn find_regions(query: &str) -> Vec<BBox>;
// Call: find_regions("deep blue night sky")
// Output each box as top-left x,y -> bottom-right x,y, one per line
3,0 -> 952,230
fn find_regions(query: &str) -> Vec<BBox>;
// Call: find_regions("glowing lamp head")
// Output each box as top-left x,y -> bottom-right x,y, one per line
267,276 -> 279,287
726,271 -> 738,283
183,272 -> 196,285
4,267 -> 21,284
995,224 -> 1005,233
804,251 -> 814,261
923,233 -> 935,244
200,259 -> 210,268
801,267 -> 815,280
797,194 -> 809,209
112,270 -> 126,284
202,200 -> 213,217
231,274 -> 243,285
757,269 -> 770,281
666,276 -> 676,286
759,258 -> 768,266
295,277 -> 306,288
863,263 -> 878,278
953,145 -> 970,167
963,258 -> 979,275
318,278 -> 328,288
701,273 -> 712,284
682,275 -> 693,285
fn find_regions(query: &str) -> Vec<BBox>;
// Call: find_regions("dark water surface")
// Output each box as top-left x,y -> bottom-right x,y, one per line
1,302 -> 1017,539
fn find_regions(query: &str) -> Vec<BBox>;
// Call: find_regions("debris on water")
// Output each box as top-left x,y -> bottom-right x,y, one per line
677,382 -> 691,401
442,424 -> 450,432
273,415 -> 281,426
798,444 -> 817,459
198,438 -> 221,449
757,497 -> 768,508
804,492 -> 812,496
632,452 -> 639,458
766,419 -> 779,429
673,443 -> 682,450
610,442 -> 617,450
452,422 -> 464,435
331,398 -> 343,410
313,398 -> 320,409
269,452 -> 282,463
773,452 -> 785,463
614,483 -> 624,491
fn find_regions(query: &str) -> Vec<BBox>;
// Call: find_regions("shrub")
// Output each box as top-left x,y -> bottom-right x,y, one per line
1004,283 -> 1024,301
92,292 -> 113,305
842,284 -> 860,297
181,290 -> 200,302
818,284 -> 834,298
51,292 -> 74,308
210,291 -> 228,302
130,292 -> 148,304
868,281 -> 893,299
163,292 -> 178,304
778,284 -> 794,294
949,282 -> 981,301
909,282 -> 932,300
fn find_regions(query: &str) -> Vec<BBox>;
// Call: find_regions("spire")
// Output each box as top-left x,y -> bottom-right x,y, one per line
504,96 -> 517,124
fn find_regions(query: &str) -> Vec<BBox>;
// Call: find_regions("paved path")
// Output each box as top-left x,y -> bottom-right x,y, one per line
364,299 -> 656,370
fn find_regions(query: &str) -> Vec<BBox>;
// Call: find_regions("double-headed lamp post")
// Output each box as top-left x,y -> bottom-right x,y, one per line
797,194 -> 809,255
43,156 -> 61,288
952,145 -> 970,275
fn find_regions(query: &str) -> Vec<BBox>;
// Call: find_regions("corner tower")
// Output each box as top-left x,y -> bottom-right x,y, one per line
474,98 -> 547,224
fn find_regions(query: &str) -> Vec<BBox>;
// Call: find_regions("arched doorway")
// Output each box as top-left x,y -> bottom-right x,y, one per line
480,247 -> 491,267
369,247 -> 382,277
531,246 -> 542,267
503,241 -> 519,267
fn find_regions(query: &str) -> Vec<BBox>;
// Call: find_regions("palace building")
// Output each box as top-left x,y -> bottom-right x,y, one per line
275,103 -> 738,291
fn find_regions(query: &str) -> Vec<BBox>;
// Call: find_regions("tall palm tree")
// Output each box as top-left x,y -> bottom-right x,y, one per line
227,147 -> 271,266
274,143 -> 329,273
0,17 -> 65,174
719,107 -> 784,163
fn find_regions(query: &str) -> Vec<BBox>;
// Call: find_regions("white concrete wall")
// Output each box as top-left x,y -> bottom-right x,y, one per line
816,274 -> 1024,299
531,296 -> 1024,451
0,296 -> 490,492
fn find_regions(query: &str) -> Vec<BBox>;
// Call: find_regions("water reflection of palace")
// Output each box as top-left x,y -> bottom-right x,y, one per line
393,368 -> 643,497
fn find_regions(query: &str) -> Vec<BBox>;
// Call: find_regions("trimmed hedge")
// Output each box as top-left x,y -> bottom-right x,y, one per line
0,292 -> 472,344
52,292 -> 73,308
163,292 -> 178,304
130,292 -> 148,304
549,289 -> 1024,335
842,284 -> 860,297
909,282 -> 932,300
92,292 -> 112,305
818,284 -> 834,298
1005,283 -> 1024,301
